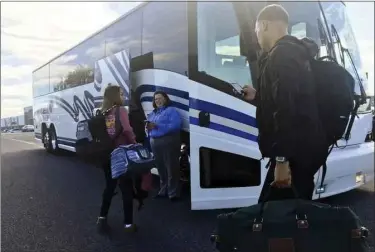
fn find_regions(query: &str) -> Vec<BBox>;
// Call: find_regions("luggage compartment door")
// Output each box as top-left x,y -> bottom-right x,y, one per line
188,84 -> 268,210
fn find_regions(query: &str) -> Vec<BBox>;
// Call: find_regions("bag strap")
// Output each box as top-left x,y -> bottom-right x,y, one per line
318,145 -> 334,199
113,106 -> 123,141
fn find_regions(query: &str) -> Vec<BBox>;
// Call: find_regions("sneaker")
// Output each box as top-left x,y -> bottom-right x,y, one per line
124,224 -> 137,233
96,217 -> 110,233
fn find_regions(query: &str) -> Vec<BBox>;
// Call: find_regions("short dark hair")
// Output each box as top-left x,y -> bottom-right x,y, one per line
257,4 -> 289,24
152,91 -> 171,109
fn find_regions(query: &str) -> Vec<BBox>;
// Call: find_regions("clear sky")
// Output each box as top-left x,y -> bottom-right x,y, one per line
1,1 -> 374,118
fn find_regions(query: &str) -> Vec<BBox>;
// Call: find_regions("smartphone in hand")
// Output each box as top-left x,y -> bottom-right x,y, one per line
145,120 -> 156,130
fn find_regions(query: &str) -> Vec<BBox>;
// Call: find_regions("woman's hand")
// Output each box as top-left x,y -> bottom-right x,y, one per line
242,85 -> 256,101
146,122 -> 157,130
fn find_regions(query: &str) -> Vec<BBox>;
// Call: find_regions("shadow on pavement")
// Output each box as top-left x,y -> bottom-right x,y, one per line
1,147 -> 374,252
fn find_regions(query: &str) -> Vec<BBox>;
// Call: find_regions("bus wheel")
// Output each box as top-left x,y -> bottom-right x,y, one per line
44,127 -> 59,153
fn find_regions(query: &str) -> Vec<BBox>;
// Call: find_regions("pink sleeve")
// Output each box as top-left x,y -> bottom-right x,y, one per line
119,107 -> 136,144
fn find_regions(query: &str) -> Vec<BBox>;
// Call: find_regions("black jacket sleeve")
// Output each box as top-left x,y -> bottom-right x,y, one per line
248,95 -> 258,107
268,45 -> 311,159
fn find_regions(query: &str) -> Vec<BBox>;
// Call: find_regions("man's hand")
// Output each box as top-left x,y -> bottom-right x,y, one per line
242,85 -> 256,101
271,162 -> 292,188
146,122 -> 157,130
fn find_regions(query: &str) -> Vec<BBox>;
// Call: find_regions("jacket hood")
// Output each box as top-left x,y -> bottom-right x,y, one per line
277,35 -> 320,58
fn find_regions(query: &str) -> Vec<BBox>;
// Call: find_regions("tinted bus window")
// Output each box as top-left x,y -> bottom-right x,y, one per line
33,64 -> 50,97
142,2 -> 188,75
197,2 -> 252,88
103,11 -> 142,58
50,33 -> 106,91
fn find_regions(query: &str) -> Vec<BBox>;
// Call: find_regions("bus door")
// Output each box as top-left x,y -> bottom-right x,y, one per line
188,1 -> 267,210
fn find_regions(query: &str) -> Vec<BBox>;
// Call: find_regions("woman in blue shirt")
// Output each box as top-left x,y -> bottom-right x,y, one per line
146,91 -> 182,201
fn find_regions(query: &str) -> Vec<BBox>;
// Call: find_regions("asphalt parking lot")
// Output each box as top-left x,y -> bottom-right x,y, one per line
1,132 -> 374,252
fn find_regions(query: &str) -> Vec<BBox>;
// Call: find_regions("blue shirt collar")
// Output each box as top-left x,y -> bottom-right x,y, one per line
155,106 -> 166,113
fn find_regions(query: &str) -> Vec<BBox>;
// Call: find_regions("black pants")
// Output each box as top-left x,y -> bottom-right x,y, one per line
99,161 -> 134,224
258,150 -> 328,203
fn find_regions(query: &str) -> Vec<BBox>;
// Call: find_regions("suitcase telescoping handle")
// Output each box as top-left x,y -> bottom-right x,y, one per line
253,184 -> 309,232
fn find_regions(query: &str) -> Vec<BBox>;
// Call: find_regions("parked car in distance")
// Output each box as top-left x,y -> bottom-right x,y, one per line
22,125 -> 34,132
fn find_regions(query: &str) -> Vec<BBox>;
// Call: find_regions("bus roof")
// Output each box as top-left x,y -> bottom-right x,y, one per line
33,1 -> 148,73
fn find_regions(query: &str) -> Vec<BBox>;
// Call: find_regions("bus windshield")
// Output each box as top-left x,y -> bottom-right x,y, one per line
196,2 -> 321,91
320,2 -> 368,100
320,2 -> 363,71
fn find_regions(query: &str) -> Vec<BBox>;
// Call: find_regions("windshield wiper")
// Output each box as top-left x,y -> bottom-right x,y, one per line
343,48 -> 367,104
331,24 -> 366,104
317,18 -> 335,58
318,2 -> 335,59
331,25 -> 346,65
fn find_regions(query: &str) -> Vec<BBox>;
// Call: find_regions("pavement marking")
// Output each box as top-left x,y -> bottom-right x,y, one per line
7,138 -> 40,147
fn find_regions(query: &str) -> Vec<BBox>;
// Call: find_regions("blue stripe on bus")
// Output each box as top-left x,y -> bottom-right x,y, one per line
140,96 -> 189,111
137,85 -> 257,142
57,139 -> 76,147
189,98 -> 257,128
137,84 -> 189,100
57,136 -> 76,142
137,85 -> 256,128
189,117 -> 258,142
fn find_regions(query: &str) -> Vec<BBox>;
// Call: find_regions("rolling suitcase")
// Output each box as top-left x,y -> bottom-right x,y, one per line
211,186 -> 370,252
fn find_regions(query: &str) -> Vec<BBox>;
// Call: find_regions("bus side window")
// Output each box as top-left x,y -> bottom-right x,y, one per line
103,10 -> 142,58
197,2 -> 253,88
141,2 -> 188,75
49,33 -> 106,92
33,64 -> 50,97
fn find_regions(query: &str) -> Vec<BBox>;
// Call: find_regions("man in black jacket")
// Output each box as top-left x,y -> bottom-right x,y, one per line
243,4 -> 328,202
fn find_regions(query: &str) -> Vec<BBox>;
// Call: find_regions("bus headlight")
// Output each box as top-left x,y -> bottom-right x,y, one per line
356,172 -> 364,184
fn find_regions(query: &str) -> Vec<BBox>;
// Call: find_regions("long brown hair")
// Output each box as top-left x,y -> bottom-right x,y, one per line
152,91 -> 171,109
101,84 -> 123,112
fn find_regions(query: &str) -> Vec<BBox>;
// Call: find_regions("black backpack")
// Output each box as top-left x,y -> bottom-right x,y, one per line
76,105 -> 122,162
309,56 -> 355,146
277,40 -> 356,192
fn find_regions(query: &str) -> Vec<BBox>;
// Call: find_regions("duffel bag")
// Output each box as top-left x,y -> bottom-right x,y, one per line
111,143 -> 155,179
211,185 -> 370,252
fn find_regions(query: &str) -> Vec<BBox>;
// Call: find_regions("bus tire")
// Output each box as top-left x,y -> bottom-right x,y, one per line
44,127 -> 59,154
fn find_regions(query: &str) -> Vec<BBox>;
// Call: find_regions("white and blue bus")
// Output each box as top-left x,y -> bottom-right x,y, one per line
33,1 -> 374,210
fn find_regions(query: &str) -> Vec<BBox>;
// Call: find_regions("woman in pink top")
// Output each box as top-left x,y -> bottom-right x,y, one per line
96,84 -> 140,233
